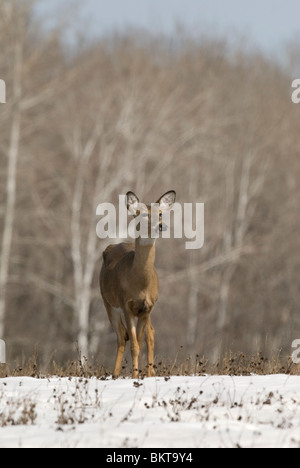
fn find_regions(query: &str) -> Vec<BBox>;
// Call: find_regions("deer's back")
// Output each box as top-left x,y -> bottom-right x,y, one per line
102,243 -> 135,270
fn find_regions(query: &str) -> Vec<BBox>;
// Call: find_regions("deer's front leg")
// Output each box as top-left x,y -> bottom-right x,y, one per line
124,305 -> 140,379
136,314 -> 155,377
145,318 -> 155,377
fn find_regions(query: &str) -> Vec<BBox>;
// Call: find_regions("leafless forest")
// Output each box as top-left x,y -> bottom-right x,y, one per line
1,1 -> 300,371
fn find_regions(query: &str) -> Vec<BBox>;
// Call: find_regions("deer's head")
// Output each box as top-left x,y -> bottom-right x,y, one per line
126,191 -> 176,240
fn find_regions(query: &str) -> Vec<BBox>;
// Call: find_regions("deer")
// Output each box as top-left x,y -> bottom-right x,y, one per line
100,190 -> 176,379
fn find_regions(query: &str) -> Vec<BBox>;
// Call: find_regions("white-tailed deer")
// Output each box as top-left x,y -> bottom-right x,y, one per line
100,191 -> 176,379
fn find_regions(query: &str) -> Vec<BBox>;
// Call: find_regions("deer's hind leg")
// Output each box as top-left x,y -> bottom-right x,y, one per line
105,302 -> 129,378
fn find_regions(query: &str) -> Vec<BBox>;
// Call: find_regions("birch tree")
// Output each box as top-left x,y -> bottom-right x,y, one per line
0,0 -> 73,339
0,3 -> 25,337
216,149 -> 270,334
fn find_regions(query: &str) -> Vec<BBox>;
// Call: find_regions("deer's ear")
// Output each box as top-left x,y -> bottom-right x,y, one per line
126,191 -> 140,215
157,190 -> 176,211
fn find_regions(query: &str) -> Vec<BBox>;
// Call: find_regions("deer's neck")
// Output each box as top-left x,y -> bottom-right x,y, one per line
132,237 -> 156,279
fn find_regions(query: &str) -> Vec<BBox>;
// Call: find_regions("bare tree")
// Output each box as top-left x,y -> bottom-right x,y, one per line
0,0 -> 76,342
0,3 -> 25,337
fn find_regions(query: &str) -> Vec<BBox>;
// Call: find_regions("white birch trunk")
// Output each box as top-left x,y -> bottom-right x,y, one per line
70,122 -> 102,359
0,41 -> 22,337
217,152 -> 256,330
186,166 -> 199,350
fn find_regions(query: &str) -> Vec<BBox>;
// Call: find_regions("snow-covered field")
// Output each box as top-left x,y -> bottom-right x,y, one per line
0,374 -> 299,448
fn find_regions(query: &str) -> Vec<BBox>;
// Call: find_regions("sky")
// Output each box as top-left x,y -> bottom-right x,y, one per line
37,0 -> 300,54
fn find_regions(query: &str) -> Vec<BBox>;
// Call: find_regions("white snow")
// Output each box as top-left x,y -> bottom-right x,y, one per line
0,374 -> 299,448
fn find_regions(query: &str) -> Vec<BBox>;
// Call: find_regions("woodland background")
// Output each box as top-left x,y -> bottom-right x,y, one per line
1,0 -> 300,370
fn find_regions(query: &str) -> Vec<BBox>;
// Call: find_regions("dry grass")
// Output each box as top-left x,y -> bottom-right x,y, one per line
0,349 -> 299,379
0,392 -> 37,427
